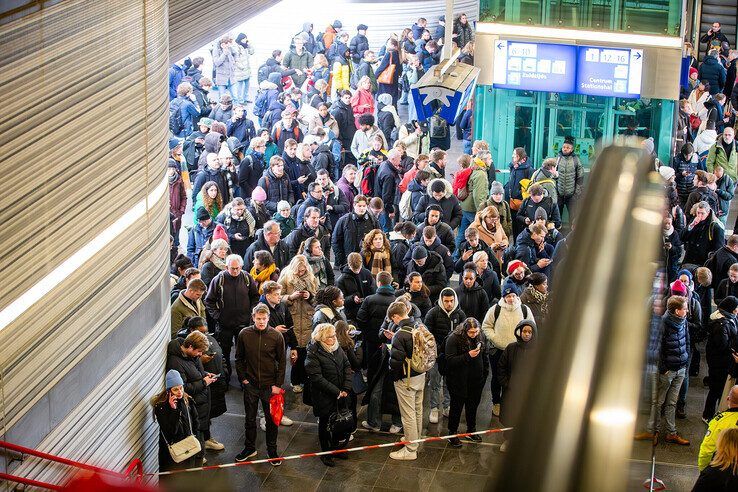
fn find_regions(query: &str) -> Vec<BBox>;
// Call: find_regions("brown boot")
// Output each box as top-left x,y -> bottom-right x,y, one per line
665,433 -> 690,446
634,432 -> 655,441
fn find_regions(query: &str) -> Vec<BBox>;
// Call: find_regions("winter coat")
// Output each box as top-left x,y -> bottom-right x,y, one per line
530,166 -> 558,204
331,56 -> 352,95
715,173 -> 735,218
215,205 -> 255,258
461,161 -> 491,213
271,120 -> 303,153
685,185 -> 720,220
375,49 -> 401,91
351,125 -> 388,160
213,44 -> 237,86
192,166 -> 231,207
375,160 -> 401,215
681,211 -> 725,266
332,211 -> 379,267
243,229 -> 290,270
323,180 -> 350,230
305,342 -> 352,416
234,325 -> 286,388
691,465 -> 738,492
715,279 -> 738,306
698,55 -> 726,94
390,233 -> 411,285
336,265 -> 376,321
204,270 -> 259,330
154,397 -> 200,470
349,33 -> 370,64
166,339 -> 210,431
415,179 -> 463,229
278,276 -> 316,347
658,312 -> 690,371
453,19 -> 474,49
454,282 -> 490,324
226,117 -> 256,148
445,330 -> 489,398
336,176 -> 358,207
169,173 -> 187,218
515,228 -> 555,277
351,89 -> 375,128
406,250 -> 448,301
519,286 -> 548,329
424,290 -> 467,356
711,246 -> 738,288
258,169 -> 295,213
482,297 -> 535,350
555,153 -> 583,199
284,222 -> 327,258
694,128 -> 717,156
516,196 -> 562,229
238,151 -> 266,198
357,285 -> 397,345
283,48 -> 314,87
170,292 -> 206,337
673,152 -> 699,199
233,43 -> 254,82
707,135 -> 738,181
705,309 -> 738,372
504,160 -> 534,201
209,103 -> 233,124
497,320 -> 537,426
331,99 -> 357,152
186,221 -> 215,266
397,123 -> 431,159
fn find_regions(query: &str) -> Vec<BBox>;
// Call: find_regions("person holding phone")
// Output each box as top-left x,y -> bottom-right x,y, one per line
444,318 -> 489,448
152,370 -> 201,471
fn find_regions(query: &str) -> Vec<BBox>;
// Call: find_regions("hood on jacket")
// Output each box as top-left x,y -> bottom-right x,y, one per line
710,309 -> 727,321
426,178 -> 453,198
498,295 -> 522,311
514,319 -> 537,343
267,98 -> 285,112
302,22 -> 313,33
438,286 -> 459,314
166,338 -> 190,358
267,72 -> 283,88
408,179 -> 426,193
204,132 -> 222,153
389,230 -> 405,241
259,80 -> 278,91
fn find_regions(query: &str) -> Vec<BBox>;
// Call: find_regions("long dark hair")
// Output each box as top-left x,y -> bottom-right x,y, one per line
453,317 -> 482,350
405,272 -> 430,298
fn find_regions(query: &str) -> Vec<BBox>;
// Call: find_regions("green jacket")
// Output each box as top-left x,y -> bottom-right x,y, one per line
707,136 -> 738,181
530,167 -> 558,204
171,291 -> 206,337
461,160 -> 490,213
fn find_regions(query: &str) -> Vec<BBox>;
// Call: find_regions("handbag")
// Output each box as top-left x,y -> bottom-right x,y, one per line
161,400 -> 201,463
327,398 -> 355,442
509,198 -> 523,211
377,64 -> 396,85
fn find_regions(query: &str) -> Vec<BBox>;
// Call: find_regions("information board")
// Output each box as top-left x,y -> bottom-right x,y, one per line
576,46 -> 643,97
492,40 -> 577,93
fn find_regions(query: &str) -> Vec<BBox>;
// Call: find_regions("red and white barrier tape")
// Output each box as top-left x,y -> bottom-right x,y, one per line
153,427 -> 512,476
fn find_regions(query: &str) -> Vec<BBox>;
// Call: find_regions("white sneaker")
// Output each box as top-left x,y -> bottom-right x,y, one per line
292,384 -> 303,393
442,407 -> 450,418
389,447 -> 417,461
260,417 -> 266,432
492,404 -> 500,417
388,425 -> 403,434
361,420 -> 380,432
429,408 -> 439,424
280,416 -> 294,426
204,438 -> 225,451
499,440 -> 508,453
349,433 -> 355,441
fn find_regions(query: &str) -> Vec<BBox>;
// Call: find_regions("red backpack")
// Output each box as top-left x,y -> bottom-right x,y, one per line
452,167 -> 474,201
360,162 -> 380,196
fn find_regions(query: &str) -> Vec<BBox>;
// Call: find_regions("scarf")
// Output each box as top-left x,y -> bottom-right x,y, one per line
663,224 -> 674,237
307,254 -> 328,287
319,339 -> 339,353
367,248 -> 391,276
168,173 -> 179,184
250,263 -> 277,293
528,287 -> 549,317
211,254 -> 227,272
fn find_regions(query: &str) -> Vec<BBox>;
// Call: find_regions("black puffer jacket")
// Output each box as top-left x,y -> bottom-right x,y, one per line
454,282 -> 490,323
477,268 -> 502,303
389,318 -> 425,381
332,212 -> 379,267
304,342 -> 353,417
395,288 -> 432,319
336,266 -> 376,321
389,233 -> 411,285
165,339 -> 210,431
406,251 -> 448,301
681,213 -> 725,266
258,169 -> 294,213
356,286 -> 396,345
497,320 -> 537,426
445,329 -> 489,398
243,229 -> 290,270
705,309 -> 738,373
413,219 -> 456,254
424,288 -> 466,355
330,99 -> 356,152
154,396 -> 200,470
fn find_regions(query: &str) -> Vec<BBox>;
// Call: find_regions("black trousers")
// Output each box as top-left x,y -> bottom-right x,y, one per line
243,385 -> 278,457
488,349 -> 503,404
558,194 -> 577,223
216,326 -> 239,380
448,388 -> 483,434
702,366 -> 729,420
291,347 -> 308,386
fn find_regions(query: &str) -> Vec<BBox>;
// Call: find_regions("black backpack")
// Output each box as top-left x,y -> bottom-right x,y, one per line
169,98 -> 185,135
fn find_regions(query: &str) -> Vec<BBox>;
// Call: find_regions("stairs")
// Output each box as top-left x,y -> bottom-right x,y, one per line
698,0 -> 737,58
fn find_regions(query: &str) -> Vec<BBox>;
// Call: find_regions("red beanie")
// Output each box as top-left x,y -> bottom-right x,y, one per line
670,279 -> 688,297
213,224 -> 229,243
507,260 -> 526,276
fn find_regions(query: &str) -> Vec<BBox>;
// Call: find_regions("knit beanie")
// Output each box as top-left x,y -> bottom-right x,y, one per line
719,295 -> 738,313
502,280 -> 521,297
252,186 -> 267,202
677,269 -> 693,283
670,279 -> 688,296
196,206 -> 211,221
658,166 -> 675,181
213,224 -> 229,243
412,246 -> 428,260
490,181 -> 504,195
534,207 -> 548,222
506,259 -> 526,276
166,369 -> 184,390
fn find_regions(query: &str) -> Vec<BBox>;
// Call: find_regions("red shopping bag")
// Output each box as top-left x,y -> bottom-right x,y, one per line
270,390 -> 285,427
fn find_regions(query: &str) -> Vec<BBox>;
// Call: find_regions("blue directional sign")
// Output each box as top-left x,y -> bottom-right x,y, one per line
492,40 -> 577,93
576,46 -> 644,98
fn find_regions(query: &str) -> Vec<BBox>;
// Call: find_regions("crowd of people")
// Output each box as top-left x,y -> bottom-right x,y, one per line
156,15 -> 738,488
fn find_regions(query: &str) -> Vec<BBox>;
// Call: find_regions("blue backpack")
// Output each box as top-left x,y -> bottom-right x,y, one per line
253,90 -> 269,119
169,98 -> 185,135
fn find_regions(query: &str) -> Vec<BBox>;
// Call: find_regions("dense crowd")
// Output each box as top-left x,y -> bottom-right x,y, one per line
156,16 -> 738,488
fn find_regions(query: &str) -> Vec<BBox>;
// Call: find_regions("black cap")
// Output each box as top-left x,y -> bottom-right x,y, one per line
412,246 -> 428,260
196,206 -> 211,221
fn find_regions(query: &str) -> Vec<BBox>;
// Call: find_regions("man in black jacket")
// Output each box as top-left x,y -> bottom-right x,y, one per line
424,287 -> 465,424
414,178 -> 463,230
709,235 -> 738,288
406,226 -> 454,280
682,202 -> 725,267
316,169 -> 350,228
375,149 -> 403,232
388,301 -> 427,461
234,303 -> 286,463
205,254 -> 259,381
244,221 -> 290,271
284,206 -> 331,257
336,252 -> 376,322
413,205 -> 455,254
357,271 -> 397,368
406,246 -> 448,302
332,195 -> 379,267
331,90 -> 357,165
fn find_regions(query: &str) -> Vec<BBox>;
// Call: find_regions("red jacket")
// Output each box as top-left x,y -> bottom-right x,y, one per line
169,175 -> 187,217
351,89 -> 375,128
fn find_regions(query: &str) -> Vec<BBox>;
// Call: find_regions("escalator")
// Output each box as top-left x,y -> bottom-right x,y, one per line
698,0 -> 737,59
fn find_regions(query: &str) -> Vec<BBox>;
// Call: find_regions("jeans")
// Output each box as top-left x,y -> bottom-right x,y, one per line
677,349 -> 692,410
379,211 -> 394,233
232,78 -> 249,104
367,376 -> 402,428
558,194 -> 577,223
455,211 -> 476,259
394,374 -> 425,452
448,387 -> 483,433
216,83 -> 232,99
427,363 -> 450,410
647,367 -> 686,434
243,384 -> 279,457
408,97 -> 418,122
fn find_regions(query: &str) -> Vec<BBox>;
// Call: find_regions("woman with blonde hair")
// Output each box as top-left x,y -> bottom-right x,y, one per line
278,254 -> 318,393
692,427 -> 738,491
361,229 -> 392,276
199,238 -> 229,286
351,76 -> 375,128
193,181 -> 224,224
304,323 -> 352,466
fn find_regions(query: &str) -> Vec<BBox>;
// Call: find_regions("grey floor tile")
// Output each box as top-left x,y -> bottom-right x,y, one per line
261,471 -> 321,491
373,463 -> 435,491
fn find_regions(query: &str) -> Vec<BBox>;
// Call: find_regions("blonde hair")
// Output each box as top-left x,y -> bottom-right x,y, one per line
314,53 -> 329,68
311,323 -> 336,343
278,255 -> 318,293
710,427 -> 738,474
249,136 -> 266,149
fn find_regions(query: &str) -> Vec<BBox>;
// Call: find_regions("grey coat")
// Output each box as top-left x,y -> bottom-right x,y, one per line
555,153 -> 583,198
213,44 -> 237,86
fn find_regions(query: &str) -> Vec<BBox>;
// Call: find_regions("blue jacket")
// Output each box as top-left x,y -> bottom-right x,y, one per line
226,117 -> 256,147
186,220 -> 216,265
659,312 -> 690,371
168,64 -> 186,100
407,178 -> 427,211
698,56 -> 727,95
349,34 -> 369,64
171,97 -> 201,138
505,160 -> 534,201
715,174 -> 735,218
515,228 -> 554,277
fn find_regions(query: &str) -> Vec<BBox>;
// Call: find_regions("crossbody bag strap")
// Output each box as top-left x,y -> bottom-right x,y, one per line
159,398 -> 195,446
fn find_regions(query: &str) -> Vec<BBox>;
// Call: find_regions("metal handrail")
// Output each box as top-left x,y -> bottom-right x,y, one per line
491,144 -> 664,492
